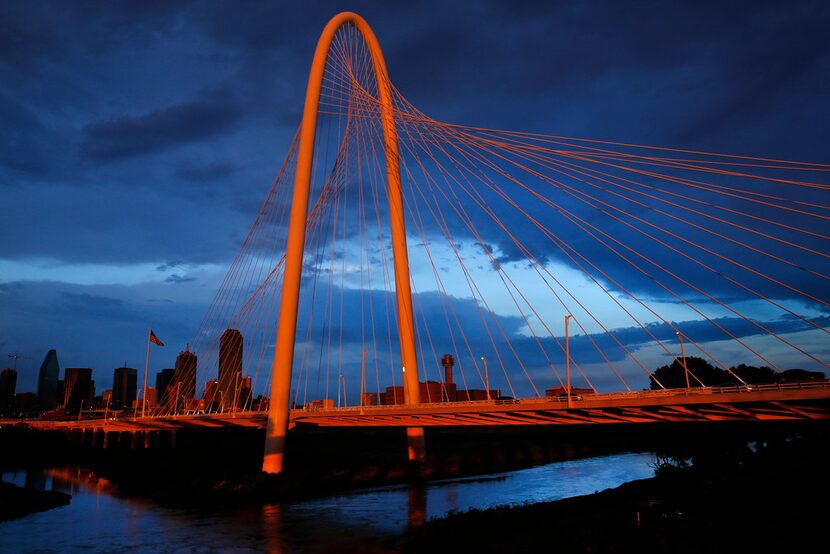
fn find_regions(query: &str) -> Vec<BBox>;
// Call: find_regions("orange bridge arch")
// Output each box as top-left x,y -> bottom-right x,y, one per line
262,12 -> 424,474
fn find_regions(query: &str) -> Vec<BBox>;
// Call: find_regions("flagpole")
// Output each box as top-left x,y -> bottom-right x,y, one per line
142,328 -> 151,418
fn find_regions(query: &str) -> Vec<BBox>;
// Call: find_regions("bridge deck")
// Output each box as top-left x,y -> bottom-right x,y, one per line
13,382 -> 830,433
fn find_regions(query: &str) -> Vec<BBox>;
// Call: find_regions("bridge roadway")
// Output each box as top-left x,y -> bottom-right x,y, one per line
17,381 -> 830,434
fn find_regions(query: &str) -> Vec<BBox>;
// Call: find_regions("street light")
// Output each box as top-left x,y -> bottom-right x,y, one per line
481,356 -> 490,400
565,314 -> 572,409
337,368 -> 343,408
78,399 -> 85,421
360,348 -> 368,413
677,331 -> 690,390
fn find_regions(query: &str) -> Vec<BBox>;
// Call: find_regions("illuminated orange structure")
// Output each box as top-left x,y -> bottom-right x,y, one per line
262,12 -> 424,474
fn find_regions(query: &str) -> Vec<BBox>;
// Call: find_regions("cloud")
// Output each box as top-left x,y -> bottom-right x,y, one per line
3,0 -> 828,400
81,88 -> 245,161
175,161 -> 240,182
0,278 -> 212,392
165,274 -> 196,284
156,261 -> 185,272
60,291 -> 124,315
0,91 -> 69,179
0,3 -> 63,71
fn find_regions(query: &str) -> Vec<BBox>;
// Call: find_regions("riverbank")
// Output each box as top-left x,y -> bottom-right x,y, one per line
3,423 -> 827,552
0,481 -> 71,521
399,426 -> 830,553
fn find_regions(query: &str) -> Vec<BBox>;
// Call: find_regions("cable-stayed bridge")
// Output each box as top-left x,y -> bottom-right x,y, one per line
22,13 -> 830,473
28,381 -> 830,432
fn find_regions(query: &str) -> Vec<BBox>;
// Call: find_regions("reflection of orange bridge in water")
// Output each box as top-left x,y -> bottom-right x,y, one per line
26,382 -> 830,437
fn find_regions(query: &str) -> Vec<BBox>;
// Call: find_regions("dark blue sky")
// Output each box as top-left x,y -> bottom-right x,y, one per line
2,0 -> 828,395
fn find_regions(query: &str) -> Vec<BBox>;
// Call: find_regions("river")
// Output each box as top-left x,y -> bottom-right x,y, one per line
1,451 -> 655,553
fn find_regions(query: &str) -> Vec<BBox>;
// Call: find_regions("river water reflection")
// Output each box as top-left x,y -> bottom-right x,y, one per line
1,452 -> 654,553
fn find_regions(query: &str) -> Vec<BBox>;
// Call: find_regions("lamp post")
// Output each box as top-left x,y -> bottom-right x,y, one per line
232,373 -> 240,415
337,368 -> 342,408
142,330 -> 150,418
565,314 -> 572,409
78,399 -> 85,421
481,356 -> 490,400
360,348 -> 368,413
218,390 -> 225,414
676,331 -> 690,390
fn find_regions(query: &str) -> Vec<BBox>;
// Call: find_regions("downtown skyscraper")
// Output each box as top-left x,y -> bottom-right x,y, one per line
218,329 -> 243,410
36,349 -> 60,410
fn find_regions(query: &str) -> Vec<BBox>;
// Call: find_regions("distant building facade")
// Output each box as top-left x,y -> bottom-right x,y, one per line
170,347 -> 197,408
0,368 -> 17,416
203,379 -> 219,412
238,375 -> 252,409
218,329 -> 243,409
368,354 -> 500,405
36,349 -> 60,410
63,368 -> 93,415
455,388 -> 502,401
14,392 -> 37,416
111,366 -> 138,409
155,368 -> 175,405
305,399 -> 335,411
379,381 -> 475,405
132,387 -> 157,409
144,387 -> 157,407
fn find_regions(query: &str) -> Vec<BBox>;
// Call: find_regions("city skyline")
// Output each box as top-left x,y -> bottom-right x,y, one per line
2,1 -> 828,396
0,341 -> 253,415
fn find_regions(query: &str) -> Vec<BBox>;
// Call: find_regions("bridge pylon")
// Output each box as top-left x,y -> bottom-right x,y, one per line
262,12 -> 425,474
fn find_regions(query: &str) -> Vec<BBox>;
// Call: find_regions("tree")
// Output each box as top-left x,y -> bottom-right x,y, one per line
775,368 -> 826,383
729,364 -> 777,384
649,356 -> 729,390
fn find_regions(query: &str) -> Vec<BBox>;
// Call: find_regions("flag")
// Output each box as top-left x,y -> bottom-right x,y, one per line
149,329 -> 165,346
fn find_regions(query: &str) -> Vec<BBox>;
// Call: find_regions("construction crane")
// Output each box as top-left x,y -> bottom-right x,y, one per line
7,352 -> 29,371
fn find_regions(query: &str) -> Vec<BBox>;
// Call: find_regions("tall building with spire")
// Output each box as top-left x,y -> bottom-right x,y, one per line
36,349 -> 60,410
218,329 -> 243,409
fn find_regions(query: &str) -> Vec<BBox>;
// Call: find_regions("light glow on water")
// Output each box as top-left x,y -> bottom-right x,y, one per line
1,452 -> 654,552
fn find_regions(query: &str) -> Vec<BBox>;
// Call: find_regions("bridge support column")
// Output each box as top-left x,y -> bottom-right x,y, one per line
263,12 -> 425,474
93,428 -> 104,449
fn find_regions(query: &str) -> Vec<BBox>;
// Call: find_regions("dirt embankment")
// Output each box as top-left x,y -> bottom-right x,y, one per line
0,482 -> 71,521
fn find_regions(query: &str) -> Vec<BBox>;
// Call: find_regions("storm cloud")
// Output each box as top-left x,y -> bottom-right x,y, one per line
1,0 -> 828,396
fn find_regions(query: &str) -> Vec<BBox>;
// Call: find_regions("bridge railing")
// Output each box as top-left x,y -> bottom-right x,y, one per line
296,379 -> 830,413
15,380 -> 830,424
